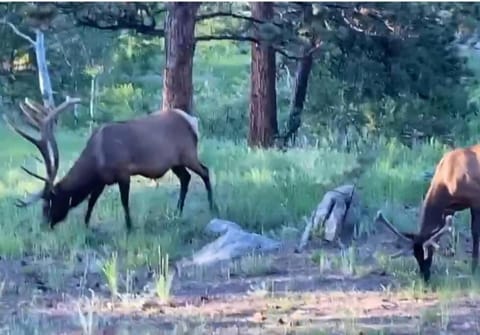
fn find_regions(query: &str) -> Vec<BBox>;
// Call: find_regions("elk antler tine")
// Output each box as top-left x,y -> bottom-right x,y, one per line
30,154 -> 43,164
24,98 -> 49,118
422,215 -> 454,251
14,199 -> 27,207
44,97 -> 81,124
20,166 -> 48,183
19,102 -> 41,131
390,248 -> 412,258
9,95 -> 80,207
375,211 -> 412,244
15,198 -> 37,208
3,114 -> 42,148
15,189 -> 43,207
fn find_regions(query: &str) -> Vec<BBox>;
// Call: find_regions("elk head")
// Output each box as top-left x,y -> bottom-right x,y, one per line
375,210 -> 453,282
4,97 -> 81,227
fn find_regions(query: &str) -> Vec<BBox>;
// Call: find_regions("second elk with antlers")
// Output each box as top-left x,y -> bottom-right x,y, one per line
5,97 -> 216,231
375,144 -> 480,282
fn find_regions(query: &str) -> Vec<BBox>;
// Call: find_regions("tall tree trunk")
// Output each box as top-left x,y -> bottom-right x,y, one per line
283,4 -> 314,146
162,2 -> 200,114
248,2 -> 277,148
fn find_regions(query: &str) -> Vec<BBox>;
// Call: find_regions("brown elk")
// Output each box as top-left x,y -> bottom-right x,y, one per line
5,96 -> 216,231
375,144 -> 480,282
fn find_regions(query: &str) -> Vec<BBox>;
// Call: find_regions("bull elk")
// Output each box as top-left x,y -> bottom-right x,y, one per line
376,144 -> 480,282
5,96 -> 216,231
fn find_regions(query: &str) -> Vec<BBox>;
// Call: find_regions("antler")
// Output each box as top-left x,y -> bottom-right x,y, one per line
375,210 -> 454,260
375,211 -> 413,258
421,215 -> 453,259
4,96 -> 81,207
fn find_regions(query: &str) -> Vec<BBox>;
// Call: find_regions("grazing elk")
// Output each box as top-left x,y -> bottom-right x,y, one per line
375,144 -> 480,282
5,96 -> 216,231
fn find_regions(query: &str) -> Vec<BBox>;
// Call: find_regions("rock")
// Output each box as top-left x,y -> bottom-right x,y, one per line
177,218 -> 282,268
205,218 -> 243,235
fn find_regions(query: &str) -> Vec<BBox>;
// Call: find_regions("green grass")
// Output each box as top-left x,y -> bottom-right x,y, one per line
1,117 -> 476,276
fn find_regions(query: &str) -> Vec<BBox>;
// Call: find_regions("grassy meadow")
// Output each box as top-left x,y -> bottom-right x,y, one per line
0,120 -> 458,262
0,122 -> 362,261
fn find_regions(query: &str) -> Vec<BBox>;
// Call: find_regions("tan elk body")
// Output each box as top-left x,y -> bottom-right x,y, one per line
376,144 -> 480,281
6,97 -> 216,230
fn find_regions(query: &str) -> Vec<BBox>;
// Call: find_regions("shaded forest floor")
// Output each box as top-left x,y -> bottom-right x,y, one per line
1,224 -> 480,335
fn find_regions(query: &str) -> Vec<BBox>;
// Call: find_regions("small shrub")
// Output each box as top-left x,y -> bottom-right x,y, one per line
155,247 -> 173,302
102,252 -> 118,298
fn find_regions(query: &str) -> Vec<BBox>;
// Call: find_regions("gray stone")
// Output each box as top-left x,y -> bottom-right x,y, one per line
177,218 -> 282,268
205,218 -> 243,235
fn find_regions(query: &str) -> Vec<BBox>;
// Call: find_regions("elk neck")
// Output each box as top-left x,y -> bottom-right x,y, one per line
417,183 -> 450,239
54,153 -> 101,209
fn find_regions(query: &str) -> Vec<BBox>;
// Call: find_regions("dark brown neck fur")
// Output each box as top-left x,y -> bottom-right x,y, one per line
417,183 -> 449,240
55,152 -> 100,209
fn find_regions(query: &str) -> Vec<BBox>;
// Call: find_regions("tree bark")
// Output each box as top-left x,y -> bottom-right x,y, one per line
283,4 -> 314,146
248,2 -> 278,148
162,2 -> 200,114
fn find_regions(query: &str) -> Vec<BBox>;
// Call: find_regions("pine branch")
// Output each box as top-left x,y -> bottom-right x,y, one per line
0,19 -> 36,45
195,34 -> 257,43
74,16 -> 165,36
195,34 -> 321,60
195,11 -> 283,28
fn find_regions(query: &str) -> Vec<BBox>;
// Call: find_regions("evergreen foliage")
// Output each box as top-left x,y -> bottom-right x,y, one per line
0,2 -> 479,145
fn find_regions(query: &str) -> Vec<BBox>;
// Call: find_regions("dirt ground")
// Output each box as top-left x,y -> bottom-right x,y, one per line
0,228 -> 479,335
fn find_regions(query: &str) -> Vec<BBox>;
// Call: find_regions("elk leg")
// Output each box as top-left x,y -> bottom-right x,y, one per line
171,166 -> 191,214
118,179 -> 132,231
471,208 -> 480,274
186,161 -> 217,214
84,184 -> 105,227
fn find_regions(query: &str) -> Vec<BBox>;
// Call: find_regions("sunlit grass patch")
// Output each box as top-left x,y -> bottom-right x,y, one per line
358,137 -> 447,208
199,139 -> 359,232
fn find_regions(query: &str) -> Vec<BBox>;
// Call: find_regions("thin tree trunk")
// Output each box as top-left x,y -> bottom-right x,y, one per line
89,75 -> 96,132
2,22 -> 56,119
283,4 -> 314,146
73,80 -> 79,125
248,2 -> 277,148
162,2 -> 200,114
284,50 -> 313,145
34,30 -> 54,108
